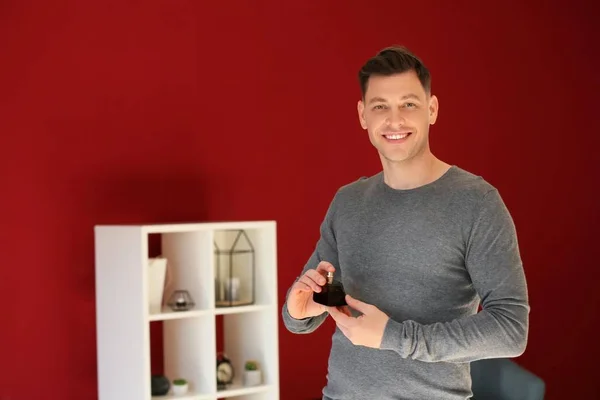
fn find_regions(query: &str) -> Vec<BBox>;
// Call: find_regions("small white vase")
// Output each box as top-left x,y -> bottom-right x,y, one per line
148,257 -> 167,314
243,370 -> 262,386
172,383 -> 188,395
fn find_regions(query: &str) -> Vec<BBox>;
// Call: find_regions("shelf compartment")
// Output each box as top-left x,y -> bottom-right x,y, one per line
215,308 -> 279,400
154,230 -> 215,313
213,227 -> 277,309
151,315 -> 216,399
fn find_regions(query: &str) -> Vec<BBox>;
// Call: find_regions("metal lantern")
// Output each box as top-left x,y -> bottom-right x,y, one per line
167,290 -> 195,311
214,229 -> 255,307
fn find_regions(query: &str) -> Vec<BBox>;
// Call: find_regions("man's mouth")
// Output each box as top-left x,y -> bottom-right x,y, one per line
383,132 -> 412,142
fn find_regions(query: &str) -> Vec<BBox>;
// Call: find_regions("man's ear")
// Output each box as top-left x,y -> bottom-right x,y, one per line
428,94 -> 439,125
357,100 -> 367,129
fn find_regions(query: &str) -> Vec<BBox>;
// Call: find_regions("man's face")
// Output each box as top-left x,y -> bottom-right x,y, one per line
357,70 -> 438,165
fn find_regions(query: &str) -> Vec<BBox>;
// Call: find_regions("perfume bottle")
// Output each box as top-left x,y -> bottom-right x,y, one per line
313,271 -> 347,306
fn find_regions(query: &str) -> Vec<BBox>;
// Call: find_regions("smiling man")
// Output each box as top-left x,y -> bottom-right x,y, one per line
282,46 -> 530,399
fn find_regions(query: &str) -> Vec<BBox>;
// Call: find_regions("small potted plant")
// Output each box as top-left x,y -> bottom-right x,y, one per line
243,360 -> 262,386
172,378 -> 188,395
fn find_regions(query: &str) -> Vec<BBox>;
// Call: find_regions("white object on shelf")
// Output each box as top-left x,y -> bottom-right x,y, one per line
94,221 -> 280,400
244,369 -> 262,386
224,277 -> 240,302
172,382 -> 188,395
148,257 -> 167,314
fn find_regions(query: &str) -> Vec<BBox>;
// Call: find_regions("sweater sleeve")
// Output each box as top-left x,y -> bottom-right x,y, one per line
379,188 -> 530,363
281,193 -> 340,334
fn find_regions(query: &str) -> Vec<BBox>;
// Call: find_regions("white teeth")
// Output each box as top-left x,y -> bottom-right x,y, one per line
385,133 -> 408,140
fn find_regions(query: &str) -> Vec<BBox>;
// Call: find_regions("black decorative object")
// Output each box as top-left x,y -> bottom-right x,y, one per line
313,271 -> 347,306
216,353 -> 234,390
151,374 -> 170,396
167,290 -> 195,311
214,229 -> 255,307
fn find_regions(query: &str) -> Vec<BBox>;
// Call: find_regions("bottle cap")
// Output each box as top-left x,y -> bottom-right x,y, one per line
326,271 -> 334,284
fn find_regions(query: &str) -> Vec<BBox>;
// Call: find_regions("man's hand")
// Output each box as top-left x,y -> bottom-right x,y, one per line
327,294 -> 390,349
286,261 -> 336,320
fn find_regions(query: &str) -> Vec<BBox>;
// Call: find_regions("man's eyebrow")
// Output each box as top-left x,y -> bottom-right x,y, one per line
401,93 -> 422,101
367,96 -> 387,104
367,94 -> 422,104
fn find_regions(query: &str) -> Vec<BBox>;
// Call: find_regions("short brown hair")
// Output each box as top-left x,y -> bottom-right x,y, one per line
358,45 -> 431,98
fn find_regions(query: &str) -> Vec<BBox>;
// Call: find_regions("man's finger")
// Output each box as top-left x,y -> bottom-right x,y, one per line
345,294 -> 373,314
327,306 -> 355,327
316,261 -> 336,274
298,275 -> 321,292
305,269 -> 327,287
292,281 -> 311,292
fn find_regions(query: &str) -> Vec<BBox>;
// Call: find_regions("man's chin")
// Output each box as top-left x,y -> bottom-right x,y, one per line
379,151 -> 410,164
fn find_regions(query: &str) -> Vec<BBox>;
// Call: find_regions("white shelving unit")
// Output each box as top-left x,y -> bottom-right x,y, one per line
94,221 -> 279,400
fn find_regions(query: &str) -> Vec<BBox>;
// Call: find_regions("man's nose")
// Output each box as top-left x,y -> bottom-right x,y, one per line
385,110 -> 405,127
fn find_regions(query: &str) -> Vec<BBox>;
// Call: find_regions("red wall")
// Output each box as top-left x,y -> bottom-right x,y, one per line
1,1 -> 597,399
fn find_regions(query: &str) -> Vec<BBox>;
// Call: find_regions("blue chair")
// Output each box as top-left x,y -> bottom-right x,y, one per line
470,358 -> 545,400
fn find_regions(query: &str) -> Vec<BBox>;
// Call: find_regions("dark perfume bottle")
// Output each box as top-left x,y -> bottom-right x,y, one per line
313,271 -> 347,306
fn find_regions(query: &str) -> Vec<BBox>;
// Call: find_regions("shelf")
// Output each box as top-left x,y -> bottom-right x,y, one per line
151,383 -> 272,400
214,304 -> 273,315
149,304 -> 275,321
139,221 -> 275,234
149,307 -> 212,321
95,221 -> 279,400
152,391 -> 213,400
217,382 -> 272,398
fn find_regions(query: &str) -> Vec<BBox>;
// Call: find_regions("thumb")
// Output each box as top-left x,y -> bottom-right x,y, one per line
345,294 -> 373,314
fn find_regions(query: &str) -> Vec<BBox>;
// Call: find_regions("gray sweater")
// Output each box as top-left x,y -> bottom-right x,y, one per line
281,166 -> 530,400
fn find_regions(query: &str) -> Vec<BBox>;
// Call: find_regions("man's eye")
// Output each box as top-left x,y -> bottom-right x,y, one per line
404,103 -> 416,108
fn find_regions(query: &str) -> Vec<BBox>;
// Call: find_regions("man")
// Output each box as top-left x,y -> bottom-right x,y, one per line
281,45 -> 530,399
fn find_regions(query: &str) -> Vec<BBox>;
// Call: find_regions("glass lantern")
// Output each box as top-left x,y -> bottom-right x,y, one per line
214,229 -> 255,307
